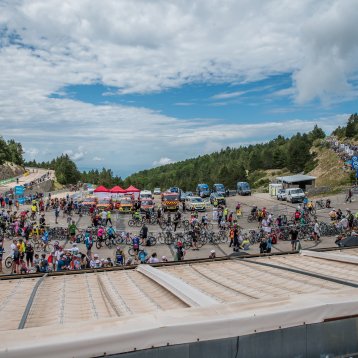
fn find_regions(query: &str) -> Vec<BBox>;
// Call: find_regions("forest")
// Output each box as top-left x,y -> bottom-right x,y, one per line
123,125 -> 325,190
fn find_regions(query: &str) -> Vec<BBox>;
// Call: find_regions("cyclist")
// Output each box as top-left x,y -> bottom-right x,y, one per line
307,200 -> 314,212
132,235 -> 140,256
106,225 -> 116,242
30,202 -> 37,220
236,202 -> 241,216
41,230 -> 50,252
140,224 -> 149,246
68,220 -> 78,243
176,241 -> 185,261
97,226 -> 105,245
132,209 -> 142,222
251,205 -> 257,217
84,229 -> 93,256
115,246 -> 125,266
329,209 -> 337,221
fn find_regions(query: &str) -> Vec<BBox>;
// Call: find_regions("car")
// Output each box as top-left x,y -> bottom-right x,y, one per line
276,189 -> 286,201
237,181 -> 251,196
153,187 -> 161,195
181,191 -> 193,201
286,188 -> 305,203
185,196 -> 207,212
210,192 -> 226,205
212,183 -> 226,196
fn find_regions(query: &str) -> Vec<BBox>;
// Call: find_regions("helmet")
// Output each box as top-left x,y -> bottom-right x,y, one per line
210,250 -> 215,254
177,241 -> 183,247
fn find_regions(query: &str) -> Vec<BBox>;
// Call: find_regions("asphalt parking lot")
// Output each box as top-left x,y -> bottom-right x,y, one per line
2,190 -> 357,274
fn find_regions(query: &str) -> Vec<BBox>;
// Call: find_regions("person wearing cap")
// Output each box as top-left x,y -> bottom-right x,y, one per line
115,247 -> 125,266
329,209 -> 337,221
90,254 -> 100,268
209,250 -> 216,259
161,256 -> 168,262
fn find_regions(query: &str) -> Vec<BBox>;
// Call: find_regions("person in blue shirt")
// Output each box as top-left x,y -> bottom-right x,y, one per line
107,225 -> 116,240
57,254 -> 67,271
138,250 -> 148,264
132,236 -> 140,255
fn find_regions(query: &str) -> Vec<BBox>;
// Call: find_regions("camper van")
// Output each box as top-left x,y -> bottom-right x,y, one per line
237,182 -> 251,196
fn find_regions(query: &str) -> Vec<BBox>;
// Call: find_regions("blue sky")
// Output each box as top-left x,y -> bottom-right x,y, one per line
1,1 -> 358,177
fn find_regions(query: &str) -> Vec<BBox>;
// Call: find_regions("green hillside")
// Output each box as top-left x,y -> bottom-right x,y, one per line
123,126 -> 325,191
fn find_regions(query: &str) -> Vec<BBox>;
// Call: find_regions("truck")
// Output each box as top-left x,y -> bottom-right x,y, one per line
196,183 -> 210,198
237,181 -> 251,196
161,191 -> 180,211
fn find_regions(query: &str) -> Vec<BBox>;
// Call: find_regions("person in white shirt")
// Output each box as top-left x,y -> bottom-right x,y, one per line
90,253 -> 101,268
262,218 -> 272,234
313,219 -> 321,242
10,239 -> 17,256
101,210 -> 107,225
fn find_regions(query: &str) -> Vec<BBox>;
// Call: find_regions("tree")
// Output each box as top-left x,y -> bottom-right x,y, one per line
345,113 -> 358,138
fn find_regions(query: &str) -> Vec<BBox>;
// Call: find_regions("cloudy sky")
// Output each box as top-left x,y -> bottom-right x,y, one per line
1,0 -> 358,177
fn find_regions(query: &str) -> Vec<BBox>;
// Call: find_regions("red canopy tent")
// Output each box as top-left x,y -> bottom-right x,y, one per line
110,185 -> 126,193
125,185 -> 140,192
93,185 -> 109,193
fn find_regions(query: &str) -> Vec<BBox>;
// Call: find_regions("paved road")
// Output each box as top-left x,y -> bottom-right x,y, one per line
0,168 -> 55,194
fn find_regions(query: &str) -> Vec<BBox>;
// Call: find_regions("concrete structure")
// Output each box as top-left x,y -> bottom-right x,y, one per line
276,174 -> 316,190
0,248 -> 358,357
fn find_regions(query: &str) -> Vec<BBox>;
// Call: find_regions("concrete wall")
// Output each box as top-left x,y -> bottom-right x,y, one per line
105,317 -> 358,358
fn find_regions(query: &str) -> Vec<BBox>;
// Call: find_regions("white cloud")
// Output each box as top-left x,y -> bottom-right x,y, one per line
64,146 -> 86,161
211,91 -> 246,100
93,156 -> 103,162
153,157 -> 175,167
24,148 -> 39,159
0,0 -> 357,176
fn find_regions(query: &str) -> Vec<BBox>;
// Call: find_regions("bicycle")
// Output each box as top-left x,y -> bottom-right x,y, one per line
128,218 -> 144,227
34,241 -> 53,253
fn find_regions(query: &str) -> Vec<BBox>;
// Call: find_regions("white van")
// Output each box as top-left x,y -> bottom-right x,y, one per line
285,188 -> 305,203
140,190 -> 153,199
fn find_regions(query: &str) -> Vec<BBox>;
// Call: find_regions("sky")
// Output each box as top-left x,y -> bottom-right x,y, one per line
0,0 -> 358,177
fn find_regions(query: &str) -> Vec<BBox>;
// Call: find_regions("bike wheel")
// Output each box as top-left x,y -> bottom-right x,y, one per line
44,243 -> 53,253
128,247 -> 135,256
247,215 -> 254,223
148,236 -> 157,246
128,220 -> 134,227
95,240 -> 102,250
5,257 -> 13,269
105,238 -> 113,249
34,242 -> 42,252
